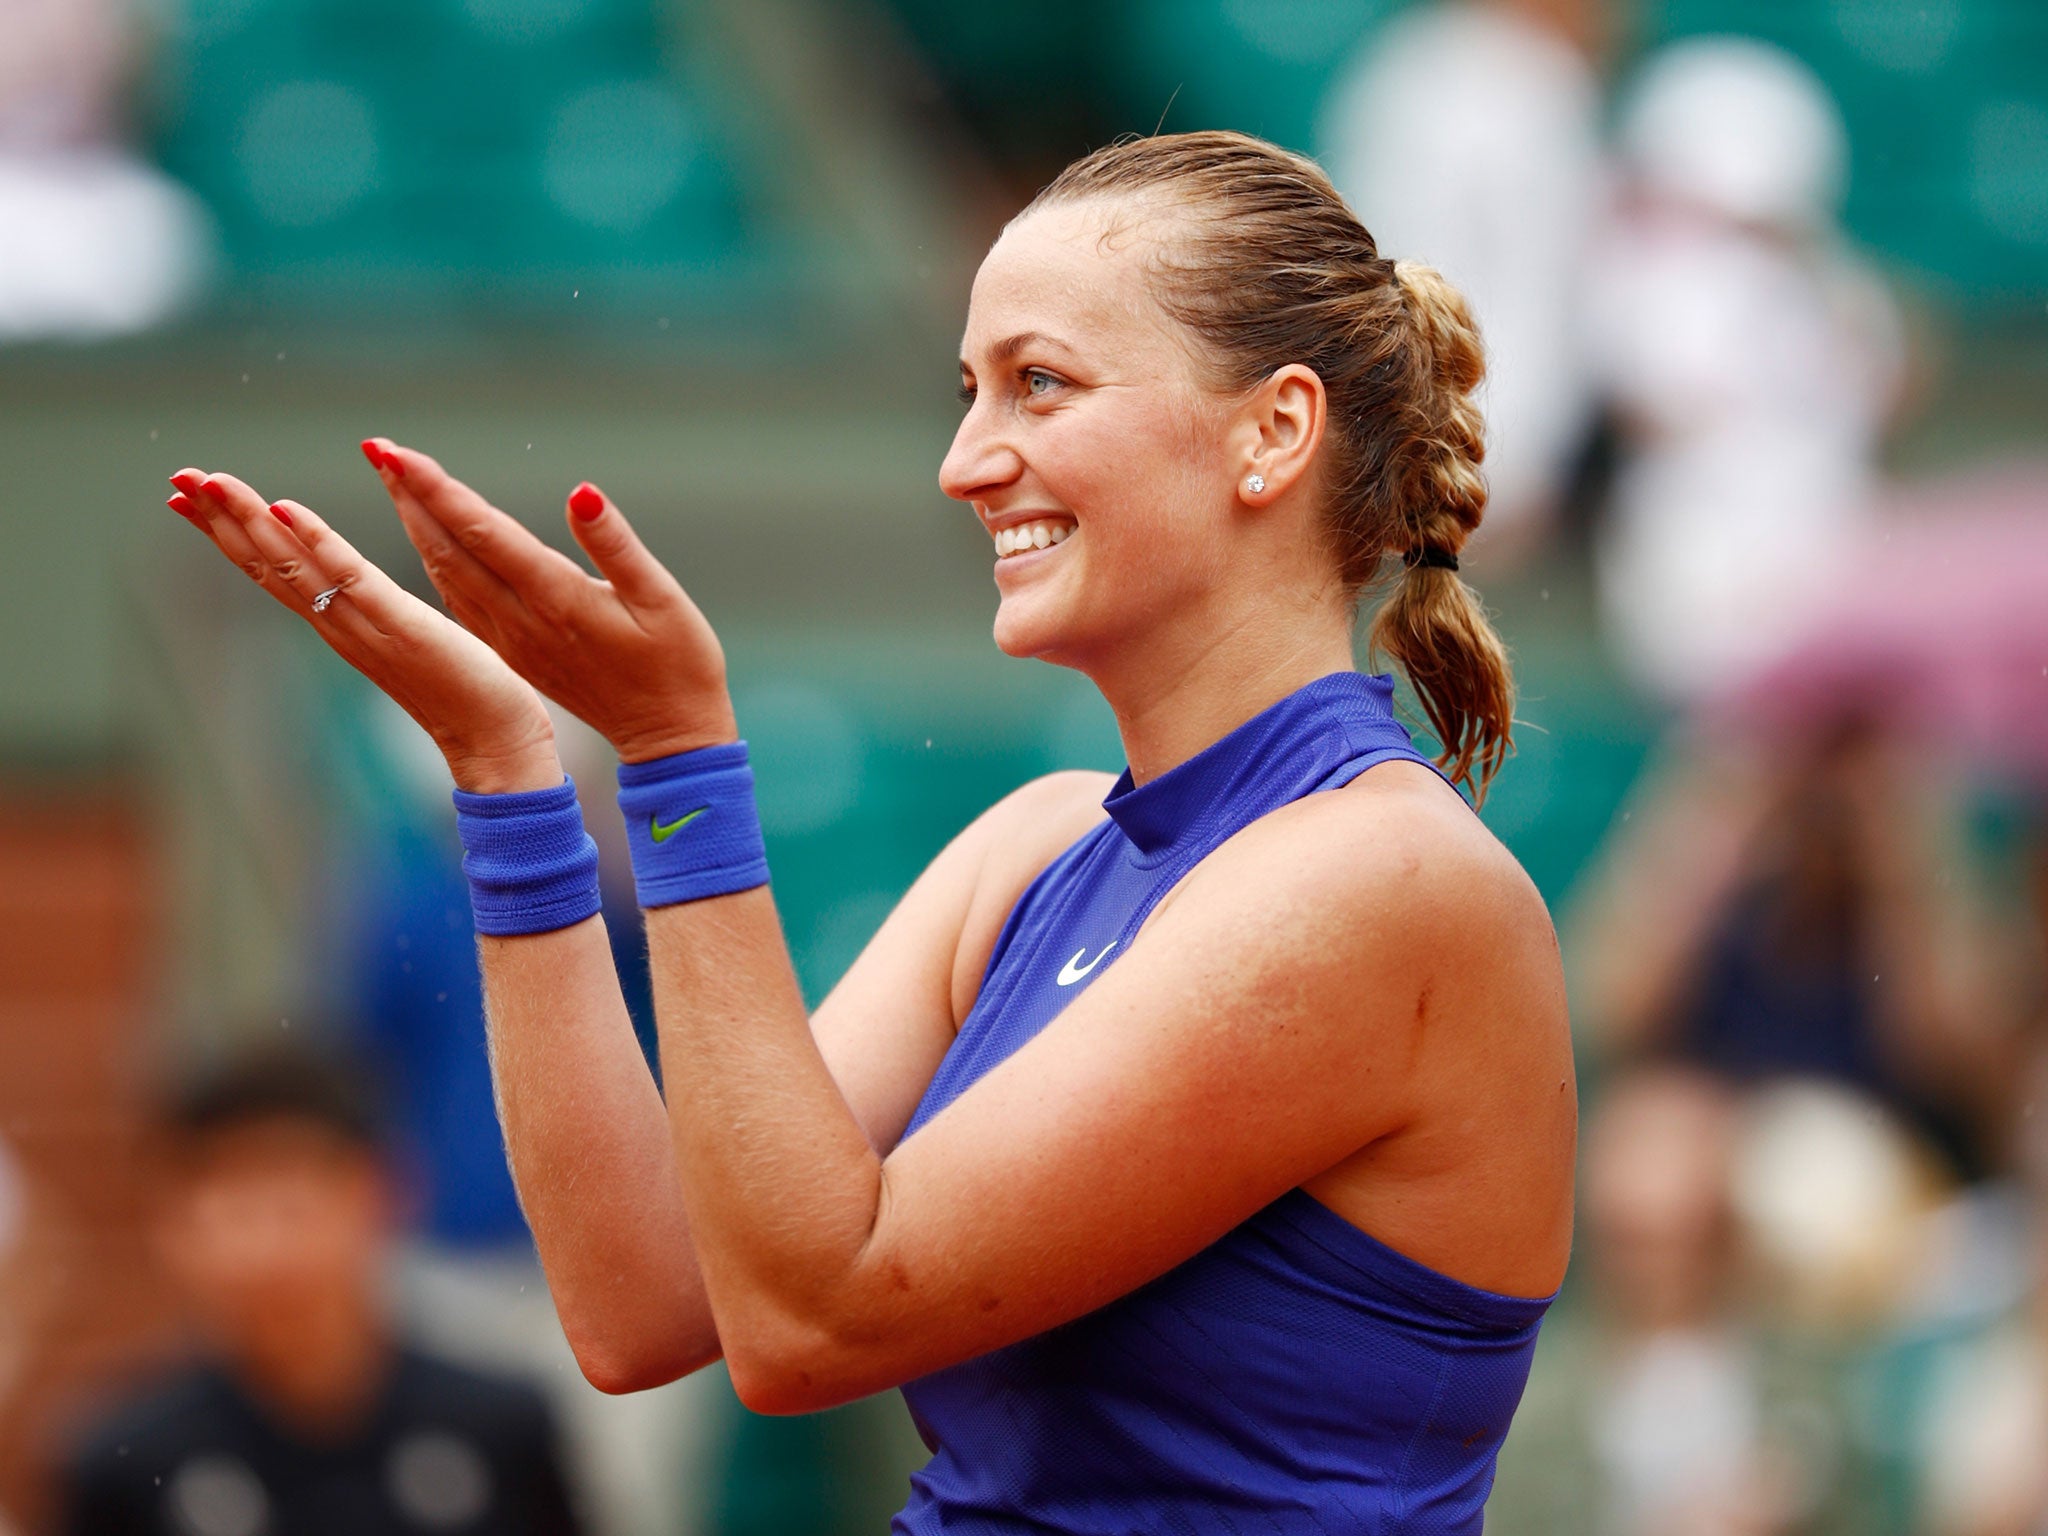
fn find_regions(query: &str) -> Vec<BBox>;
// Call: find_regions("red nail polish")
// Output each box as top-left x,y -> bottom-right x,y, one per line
360,439 -> 384,469
271,503 -> 295,528
569,482 -> 604,520
198,478 -> 229,503
167,494 -> 196,517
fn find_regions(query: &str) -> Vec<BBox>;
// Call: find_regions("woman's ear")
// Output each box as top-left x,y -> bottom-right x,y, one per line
1235,364 -> 1326,506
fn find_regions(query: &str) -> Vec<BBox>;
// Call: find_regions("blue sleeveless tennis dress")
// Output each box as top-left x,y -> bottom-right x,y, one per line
892,671 -> 1555,1535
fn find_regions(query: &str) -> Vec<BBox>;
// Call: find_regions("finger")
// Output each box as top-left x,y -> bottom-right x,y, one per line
280,495 -> 503,645
169,471 -> 231,538
359,438 -> 524,619
562,482 -> 683,613
260,498 -> 452,642
369,438 -> 592,603
189,474 -> 398,648
199,473 -> 351,618
174,470 -> 318,616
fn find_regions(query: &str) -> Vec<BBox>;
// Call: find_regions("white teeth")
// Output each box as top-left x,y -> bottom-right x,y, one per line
992,520 -> 1076,558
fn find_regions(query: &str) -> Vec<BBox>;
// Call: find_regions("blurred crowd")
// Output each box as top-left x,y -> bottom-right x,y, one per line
3,0 -> 2047,1533
1326,5 -> 2048,1534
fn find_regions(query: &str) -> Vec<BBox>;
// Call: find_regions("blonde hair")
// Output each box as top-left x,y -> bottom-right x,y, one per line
1027,131 -> 1513,796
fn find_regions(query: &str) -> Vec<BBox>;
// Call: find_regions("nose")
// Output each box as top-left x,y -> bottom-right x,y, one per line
938,398 -> 1024,505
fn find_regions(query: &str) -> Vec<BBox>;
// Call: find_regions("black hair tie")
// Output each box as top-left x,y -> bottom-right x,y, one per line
1403,546 -> 1459,572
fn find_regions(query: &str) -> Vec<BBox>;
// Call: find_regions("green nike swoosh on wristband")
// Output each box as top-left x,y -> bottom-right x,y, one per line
650,807 -> 709,843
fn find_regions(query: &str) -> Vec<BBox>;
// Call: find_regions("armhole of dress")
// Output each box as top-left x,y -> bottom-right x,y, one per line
968,821 -> 1111,1004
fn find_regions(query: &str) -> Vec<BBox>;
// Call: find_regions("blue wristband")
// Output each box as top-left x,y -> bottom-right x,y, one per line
451,777 -> 603,937
617,741 -> 771,908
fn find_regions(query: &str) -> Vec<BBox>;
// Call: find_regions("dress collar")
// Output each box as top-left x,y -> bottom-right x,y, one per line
1101,672 -> 1409,861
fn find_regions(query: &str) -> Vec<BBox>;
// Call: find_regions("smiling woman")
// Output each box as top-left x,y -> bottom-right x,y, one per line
166,129 -> 1573,1535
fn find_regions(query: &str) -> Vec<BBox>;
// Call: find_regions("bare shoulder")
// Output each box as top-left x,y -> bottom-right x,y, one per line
1171,758 -> 1552,963
985,768 -> 1119,839
1168,760 -> 1572,1293
1331,761 -> 1551,938
969,768 -> 1117,908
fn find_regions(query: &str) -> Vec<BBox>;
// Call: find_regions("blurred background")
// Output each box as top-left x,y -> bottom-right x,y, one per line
1,0 -> 2045,1531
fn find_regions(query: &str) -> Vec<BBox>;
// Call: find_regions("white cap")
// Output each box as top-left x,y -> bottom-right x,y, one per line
1618,36 -> 1849,230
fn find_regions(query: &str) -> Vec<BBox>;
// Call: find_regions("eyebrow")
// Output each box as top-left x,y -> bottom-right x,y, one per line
960,330 -> 1078,372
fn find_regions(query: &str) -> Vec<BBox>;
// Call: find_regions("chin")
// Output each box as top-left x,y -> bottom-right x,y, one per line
991,599 -> 1056,660
991,591 -> 1121,671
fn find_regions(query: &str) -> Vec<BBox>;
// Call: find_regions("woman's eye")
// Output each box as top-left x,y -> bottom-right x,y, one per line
956,382 -> 976,406
1024,370 -> 1061,397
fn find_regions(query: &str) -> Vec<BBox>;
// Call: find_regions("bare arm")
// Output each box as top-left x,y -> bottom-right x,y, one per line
474,920 -> 714,1389
166,466 -> 716,1387
346,450 -> 1568,1415
173,447 -> 1127,1395
166,462 -> 991,1391
478,764 -> 1099,1390
647,781 -> 1562,1413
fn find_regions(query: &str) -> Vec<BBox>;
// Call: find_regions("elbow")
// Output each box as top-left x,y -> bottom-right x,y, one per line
575,1348 -> 683,1398
726,1353 -> 839,1417
722,1314 -> 879,1416
565,1323 -> 719,1397
725,1356 -> 817,1417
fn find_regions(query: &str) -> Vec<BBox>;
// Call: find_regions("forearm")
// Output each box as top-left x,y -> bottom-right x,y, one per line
643,890 -> 887,1404
480,916 -> 722,1391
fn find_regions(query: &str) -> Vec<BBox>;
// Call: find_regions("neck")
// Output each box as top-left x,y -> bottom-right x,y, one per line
227,1292 -> 391,1437
1082,603 -> 1357,785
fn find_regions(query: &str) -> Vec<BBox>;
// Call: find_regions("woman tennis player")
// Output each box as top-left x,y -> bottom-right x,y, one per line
168,132 -> 1574,1533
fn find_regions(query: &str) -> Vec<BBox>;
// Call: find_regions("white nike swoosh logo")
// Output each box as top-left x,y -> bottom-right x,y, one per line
1056,942 -> 1116,987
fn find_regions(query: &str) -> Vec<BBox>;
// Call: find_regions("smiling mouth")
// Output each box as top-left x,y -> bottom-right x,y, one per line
992,519 -> 1076,558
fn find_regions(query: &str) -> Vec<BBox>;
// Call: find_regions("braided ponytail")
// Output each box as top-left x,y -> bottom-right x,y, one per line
1365,262 -> 1513,797
1028,132 -> 1516,797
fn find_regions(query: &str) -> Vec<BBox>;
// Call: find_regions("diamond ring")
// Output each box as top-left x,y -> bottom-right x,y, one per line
311,585 -> 344,614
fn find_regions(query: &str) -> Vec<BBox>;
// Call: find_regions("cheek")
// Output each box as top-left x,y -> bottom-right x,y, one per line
1038,397 -> 1223,551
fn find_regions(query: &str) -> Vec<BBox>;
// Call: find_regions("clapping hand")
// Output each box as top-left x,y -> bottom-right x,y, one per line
167,466 -> 561,793
360,439 -> 738,764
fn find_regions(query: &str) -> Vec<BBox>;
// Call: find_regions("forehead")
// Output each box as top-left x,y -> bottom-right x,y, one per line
960,198 -> 1185,363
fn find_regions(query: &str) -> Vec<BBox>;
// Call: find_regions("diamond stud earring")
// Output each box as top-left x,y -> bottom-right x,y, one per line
1245,473 -> 1266,495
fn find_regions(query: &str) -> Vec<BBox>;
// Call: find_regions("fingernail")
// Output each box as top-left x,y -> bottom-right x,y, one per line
270,502 -> 295,528
166,494 -> 196,518
198,478 -> 229,503
360,439 -> 385,470
569,482 -> 604,520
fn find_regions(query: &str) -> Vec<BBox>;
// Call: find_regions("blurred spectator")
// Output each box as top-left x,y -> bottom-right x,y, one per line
1566,722 -> 2007,1179
1861,834 -> 2048,1536
55,1045 -> 585,1536
0,1135 -> 45,1536
1587,37 -> 1905,703
1903,1153 -> 2041,1536
1488,1065 -> 1875,1536
1321,0 -> 1608,555
0,0 -> 211,340
0,1137 -> 27,1435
